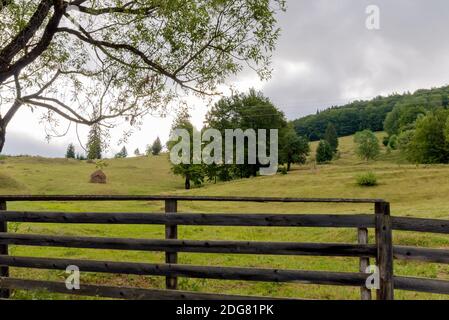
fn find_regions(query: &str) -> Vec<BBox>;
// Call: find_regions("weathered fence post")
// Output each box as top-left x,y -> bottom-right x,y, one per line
375,201 -> 394,300
165,199 -> 178,290
0,200 -> 10,299
358,227 -> 372,300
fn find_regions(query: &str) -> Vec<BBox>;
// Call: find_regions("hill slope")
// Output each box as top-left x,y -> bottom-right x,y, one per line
1,136 -> 449,300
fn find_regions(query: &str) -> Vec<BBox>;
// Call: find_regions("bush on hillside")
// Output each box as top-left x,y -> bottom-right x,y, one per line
356,172 -> 378,187
278,166 -> 288,175
388,135 -> 398,150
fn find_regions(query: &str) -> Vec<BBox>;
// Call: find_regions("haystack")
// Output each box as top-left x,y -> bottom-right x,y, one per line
90,170 -> 106,184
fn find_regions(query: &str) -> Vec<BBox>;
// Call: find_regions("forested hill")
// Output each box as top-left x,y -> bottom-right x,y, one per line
292,85 -> 449,140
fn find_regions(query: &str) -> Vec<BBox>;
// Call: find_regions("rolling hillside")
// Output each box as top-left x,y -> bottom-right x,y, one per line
0,134 -> 449,300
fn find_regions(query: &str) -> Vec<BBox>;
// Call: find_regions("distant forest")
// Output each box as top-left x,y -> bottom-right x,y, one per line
293,85 -> 449,140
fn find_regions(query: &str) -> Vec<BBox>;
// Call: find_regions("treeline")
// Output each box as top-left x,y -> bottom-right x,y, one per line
384,93 -> 449,164
292,85 -> 449,141
65,128 -> 164,160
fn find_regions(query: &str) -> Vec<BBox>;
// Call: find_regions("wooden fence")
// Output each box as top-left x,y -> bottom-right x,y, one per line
0,195 -> 448,300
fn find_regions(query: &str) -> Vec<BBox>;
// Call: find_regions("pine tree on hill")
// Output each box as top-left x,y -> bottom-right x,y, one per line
65,143 -> 76,159
115,146 -> 128,158
316,140 -> 333,164
324,123 -> 339,153
151,137 -> 163,155
87,124 -> 102,160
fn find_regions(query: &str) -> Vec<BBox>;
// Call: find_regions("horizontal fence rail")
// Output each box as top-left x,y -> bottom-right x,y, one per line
392,217 -> 449,234
0,234 -> 377,257
0,195 -> 386,203
0,211 -> 375,227
394,246 -> 449,264
0,195 -> 448,300
0,255 -> 369,287
0,277 -> 283,300
395,276 -> 449,295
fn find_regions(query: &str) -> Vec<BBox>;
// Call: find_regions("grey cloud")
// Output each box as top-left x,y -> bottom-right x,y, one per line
2,131 -> 68,157
257,0 -> 449,119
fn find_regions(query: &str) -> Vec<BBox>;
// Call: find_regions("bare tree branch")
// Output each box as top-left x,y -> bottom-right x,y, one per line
25,99 -> 88,124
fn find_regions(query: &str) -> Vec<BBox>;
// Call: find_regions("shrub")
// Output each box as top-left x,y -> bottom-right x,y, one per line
278,166 -> 288,175
388,135 -> 398,150
76,153 -> 87,160
356,172 -> 378,187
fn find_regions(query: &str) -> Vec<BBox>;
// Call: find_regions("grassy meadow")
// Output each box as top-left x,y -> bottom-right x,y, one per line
0,132 -> 448,300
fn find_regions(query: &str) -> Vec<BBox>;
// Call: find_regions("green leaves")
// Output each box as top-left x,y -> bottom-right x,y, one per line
402,110 -> 449,164
354,130 -> 380,161
316,140 -> 333,164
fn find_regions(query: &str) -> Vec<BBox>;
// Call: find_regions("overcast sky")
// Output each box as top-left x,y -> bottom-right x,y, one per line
4,0 -> 449,157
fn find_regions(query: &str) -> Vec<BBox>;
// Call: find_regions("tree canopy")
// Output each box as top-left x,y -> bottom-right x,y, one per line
400,110 -> 449,164
167,109 -> 204,189
205,89 -> 287,179
354,130 -> 380,161
0,0 -> 285,152
280,126 -> 310,171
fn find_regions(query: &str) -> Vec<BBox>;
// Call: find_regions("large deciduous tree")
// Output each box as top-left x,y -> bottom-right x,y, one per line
205,89 -> 287,179
0,0 -> 285,152
167,109 -> 205,190
280,126 -> 309,171
354,130 -> 380,161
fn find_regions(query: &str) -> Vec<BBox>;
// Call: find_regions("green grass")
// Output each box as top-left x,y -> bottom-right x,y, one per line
1,133 -> 449,300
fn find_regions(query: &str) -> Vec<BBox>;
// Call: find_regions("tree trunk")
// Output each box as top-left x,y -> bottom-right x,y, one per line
0,119 -> 5,154
185,175 -> 191,190
287,162 -> 291,171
